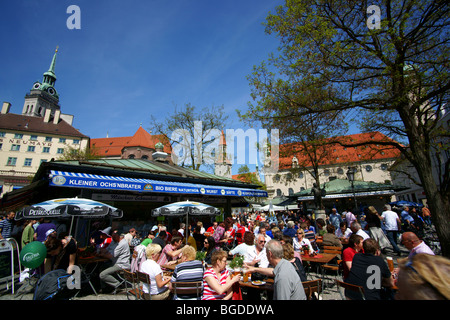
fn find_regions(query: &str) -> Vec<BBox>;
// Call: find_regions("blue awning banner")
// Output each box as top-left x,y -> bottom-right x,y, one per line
49,171 -> 268,198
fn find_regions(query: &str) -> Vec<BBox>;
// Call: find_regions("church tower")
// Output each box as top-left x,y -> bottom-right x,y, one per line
22,47 -> 61,119
214,130 -> 232,179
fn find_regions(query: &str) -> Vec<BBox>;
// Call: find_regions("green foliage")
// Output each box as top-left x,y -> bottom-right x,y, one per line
58,145 -> 100,161
195,250 -> 206,261
229,255 -> 244,269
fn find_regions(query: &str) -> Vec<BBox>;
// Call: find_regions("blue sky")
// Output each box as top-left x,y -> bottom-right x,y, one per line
0,0 -> 287,175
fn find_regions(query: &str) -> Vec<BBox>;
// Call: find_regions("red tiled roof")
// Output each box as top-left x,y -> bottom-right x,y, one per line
90,127 -> 171,157
278,131 -> 401,170
0,113 -> 88,138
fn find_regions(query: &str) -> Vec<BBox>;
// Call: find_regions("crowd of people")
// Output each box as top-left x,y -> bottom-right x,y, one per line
1,202 -> 448,300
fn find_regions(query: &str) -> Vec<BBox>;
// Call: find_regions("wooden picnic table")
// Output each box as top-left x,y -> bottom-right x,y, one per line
301,253 -> 338,264
239,278 -> 274,291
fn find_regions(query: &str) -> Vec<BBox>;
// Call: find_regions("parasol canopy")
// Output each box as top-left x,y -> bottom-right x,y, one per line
15,197 -> 123,220
389,200 -> 424,208
152,200 -> 221,244
151,200 -> 220,217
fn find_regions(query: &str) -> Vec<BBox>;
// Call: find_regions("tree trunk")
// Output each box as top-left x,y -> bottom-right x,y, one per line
408,133 -> 450,258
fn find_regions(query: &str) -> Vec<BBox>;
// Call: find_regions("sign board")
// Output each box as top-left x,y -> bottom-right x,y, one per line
0,239 -> 20,293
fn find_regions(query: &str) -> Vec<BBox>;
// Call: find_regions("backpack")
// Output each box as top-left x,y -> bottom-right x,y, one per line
33,269 -> 74,300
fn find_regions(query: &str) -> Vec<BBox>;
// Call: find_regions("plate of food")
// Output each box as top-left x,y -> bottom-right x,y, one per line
252,280 -> 266,286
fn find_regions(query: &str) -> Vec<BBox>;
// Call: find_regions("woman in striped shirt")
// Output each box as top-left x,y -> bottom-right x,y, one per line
202,249 -> 240,300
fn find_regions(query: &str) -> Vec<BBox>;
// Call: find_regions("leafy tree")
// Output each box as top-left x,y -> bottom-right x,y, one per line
57,145 -> 100,161
150,103 -> 229,172
244,0 -> 450,256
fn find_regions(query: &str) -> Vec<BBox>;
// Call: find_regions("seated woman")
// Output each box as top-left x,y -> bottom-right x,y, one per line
293,229 -> 314,254
202,236 -> 217,265
169,245 -> 205,300
283,243 -> 307,282
139,243 -> 171,300
202,249 -> 240,300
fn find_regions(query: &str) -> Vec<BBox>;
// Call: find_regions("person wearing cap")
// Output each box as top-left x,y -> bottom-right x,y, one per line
141,231 -> 156,247
34,219 -> 57,243
90,227 -> 113,249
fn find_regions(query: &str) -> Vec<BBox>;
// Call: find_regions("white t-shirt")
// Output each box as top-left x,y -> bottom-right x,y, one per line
244,246 -> 269,268
229,243 -> 254,256
293,237 -> 314,253
139,259 -> 167,295
335,228 -> 352,239
381,210 -> 399,231
356,229 -> 370,240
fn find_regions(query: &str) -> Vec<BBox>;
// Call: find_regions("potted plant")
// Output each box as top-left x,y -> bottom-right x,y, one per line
229,254 -> 244,275
195,250 -> 206,262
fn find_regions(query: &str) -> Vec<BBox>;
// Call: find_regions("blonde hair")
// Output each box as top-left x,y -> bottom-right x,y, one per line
146,243 -> 162,259
181,245 -> 196,261
282,243 -> 295,260
397,254 -> 450,300
211,249 -> 227,266
367,206 -> 378,215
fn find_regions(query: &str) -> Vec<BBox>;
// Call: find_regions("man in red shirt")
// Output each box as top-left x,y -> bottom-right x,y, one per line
206,221 -> 218,235
342,233 -> 364,280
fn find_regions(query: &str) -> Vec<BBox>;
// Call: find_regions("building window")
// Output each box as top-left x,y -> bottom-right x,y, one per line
0,143 -> 2,150
324,169 -> 330,176
40,159 -> 47,164
365,165 -> 373,172
57,148 -> 64,154
45,136 -> 52,142
43,147 -> 50,153
11,144 -> 20,151
300,187 -> 305,191
59,138 -> 66,143
337,168 -> 344,175
276,189 -> 282,197
30,135 -> 38,141
73,139 -> 80,144
0,132 -> 6,137
299,172 -> 304,179
27,146 -> 36,152
381,163 -> 388,171
24,158 -> 32,166
128,154 -> 135,159
14,133 -> 23,139
7,157 -> 17,166
141,155 -> 148,160
288,188 -> 294,196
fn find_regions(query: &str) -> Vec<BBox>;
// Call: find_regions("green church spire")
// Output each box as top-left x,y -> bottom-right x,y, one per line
43,46 -> 58,86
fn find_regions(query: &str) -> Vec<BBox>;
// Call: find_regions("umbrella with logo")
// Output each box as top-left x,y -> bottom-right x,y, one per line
152,200 -> 221,244
389,200 -> 423,208
15,197 -> 123,235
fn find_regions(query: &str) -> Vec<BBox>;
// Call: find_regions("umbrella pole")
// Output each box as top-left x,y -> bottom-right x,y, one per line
186,212 -> 189,245
69,216 -> 74,236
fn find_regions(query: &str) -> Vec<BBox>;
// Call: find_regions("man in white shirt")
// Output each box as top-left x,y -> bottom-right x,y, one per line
381,204 -> 402,256
244,234 -> 269,268
401,232 -> 435,259
350,222 -> 370,240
